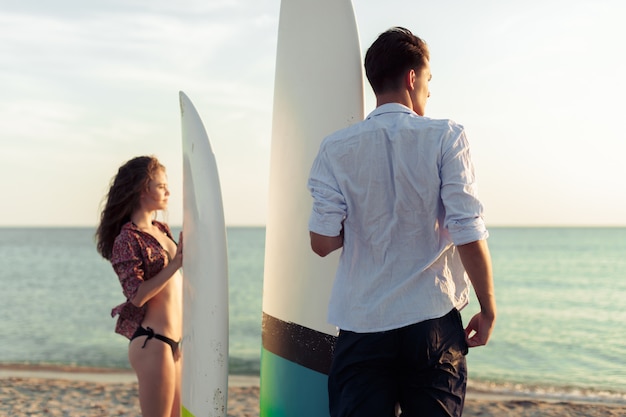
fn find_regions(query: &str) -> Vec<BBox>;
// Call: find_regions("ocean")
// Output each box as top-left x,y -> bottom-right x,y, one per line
1,226 -> 624,402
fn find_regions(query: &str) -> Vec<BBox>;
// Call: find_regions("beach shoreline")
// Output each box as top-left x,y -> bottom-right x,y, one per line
2,364 -> 625,416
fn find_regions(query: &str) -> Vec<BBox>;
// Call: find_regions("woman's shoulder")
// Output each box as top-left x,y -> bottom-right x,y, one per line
113,222 -> 141,247
110,226 -> 144,264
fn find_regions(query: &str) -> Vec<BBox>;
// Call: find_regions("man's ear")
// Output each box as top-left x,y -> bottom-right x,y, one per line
405,69 -> 416,91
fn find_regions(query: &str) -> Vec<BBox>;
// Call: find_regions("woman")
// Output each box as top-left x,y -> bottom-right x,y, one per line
96,156 -> 183,417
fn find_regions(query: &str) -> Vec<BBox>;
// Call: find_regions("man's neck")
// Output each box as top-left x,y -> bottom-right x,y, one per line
376,90 -> 413,110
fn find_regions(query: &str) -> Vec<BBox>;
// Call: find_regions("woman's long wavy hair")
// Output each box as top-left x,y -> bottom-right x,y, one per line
96,156 -> 165,260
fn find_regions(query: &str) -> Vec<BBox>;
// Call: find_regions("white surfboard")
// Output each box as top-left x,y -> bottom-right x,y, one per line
260,0 -> 365,415
180,91 -> 229,417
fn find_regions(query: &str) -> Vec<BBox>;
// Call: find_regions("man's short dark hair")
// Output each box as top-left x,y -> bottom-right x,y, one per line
364,27 -> 430,95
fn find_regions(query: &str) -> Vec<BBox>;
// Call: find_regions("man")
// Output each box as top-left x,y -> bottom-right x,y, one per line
307,27 -> 496,417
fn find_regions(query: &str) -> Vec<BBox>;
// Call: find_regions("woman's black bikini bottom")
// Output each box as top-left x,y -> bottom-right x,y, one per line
131,326 -> 180,356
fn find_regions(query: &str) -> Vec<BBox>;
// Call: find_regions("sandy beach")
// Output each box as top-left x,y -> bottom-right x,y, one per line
1,365 -> 625,417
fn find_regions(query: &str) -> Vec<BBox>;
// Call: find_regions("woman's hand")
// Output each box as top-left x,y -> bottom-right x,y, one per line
172,231 -> 184,270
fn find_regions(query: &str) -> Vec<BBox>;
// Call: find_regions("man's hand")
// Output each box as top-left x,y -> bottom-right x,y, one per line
464,311 -> 495,347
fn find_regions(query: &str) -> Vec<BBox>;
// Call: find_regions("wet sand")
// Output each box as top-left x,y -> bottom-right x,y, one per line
1,365 -> 625,416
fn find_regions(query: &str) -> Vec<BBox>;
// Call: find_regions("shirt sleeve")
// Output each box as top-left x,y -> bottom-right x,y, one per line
111,233 -> 144,302
440,127 -> 489,245
307,144 -> 347,237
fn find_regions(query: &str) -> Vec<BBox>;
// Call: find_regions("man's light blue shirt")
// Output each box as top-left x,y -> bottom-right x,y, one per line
308,103 -> 488,332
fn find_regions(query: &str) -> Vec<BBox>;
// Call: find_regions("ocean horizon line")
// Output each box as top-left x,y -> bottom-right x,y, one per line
1,224 -> 625,229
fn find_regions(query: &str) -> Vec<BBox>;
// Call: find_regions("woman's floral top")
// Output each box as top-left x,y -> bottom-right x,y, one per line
110,221 -> 175,339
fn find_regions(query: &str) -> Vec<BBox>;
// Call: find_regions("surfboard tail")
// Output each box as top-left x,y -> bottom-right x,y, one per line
261,313 -> 336,417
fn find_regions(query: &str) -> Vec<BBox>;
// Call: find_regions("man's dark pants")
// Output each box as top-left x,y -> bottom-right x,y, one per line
328,308 -> 469,417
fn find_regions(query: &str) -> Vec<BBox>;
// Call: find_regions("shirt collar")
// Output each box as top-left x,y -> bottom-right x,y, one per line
121,221 -> 137,231
366,102 -> 417,120
122,221 -> 150,233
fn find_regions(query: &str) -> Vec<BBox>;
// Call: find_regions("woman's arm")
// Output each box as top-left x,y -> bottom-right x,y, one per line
131,232 -> 184,307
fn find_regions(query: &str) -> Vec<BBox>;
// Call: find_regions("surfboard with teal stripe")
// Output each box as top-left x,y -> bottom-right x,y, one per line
260,0 -> 364,415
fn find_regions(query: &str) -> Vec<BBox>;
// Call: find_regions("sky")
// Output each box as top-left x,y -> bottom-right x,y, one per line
1,0 -> 625,227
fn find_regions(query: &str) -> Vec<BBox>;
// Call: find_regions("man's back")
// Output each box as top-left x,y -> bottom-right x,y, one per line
308,103 -> 487,332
